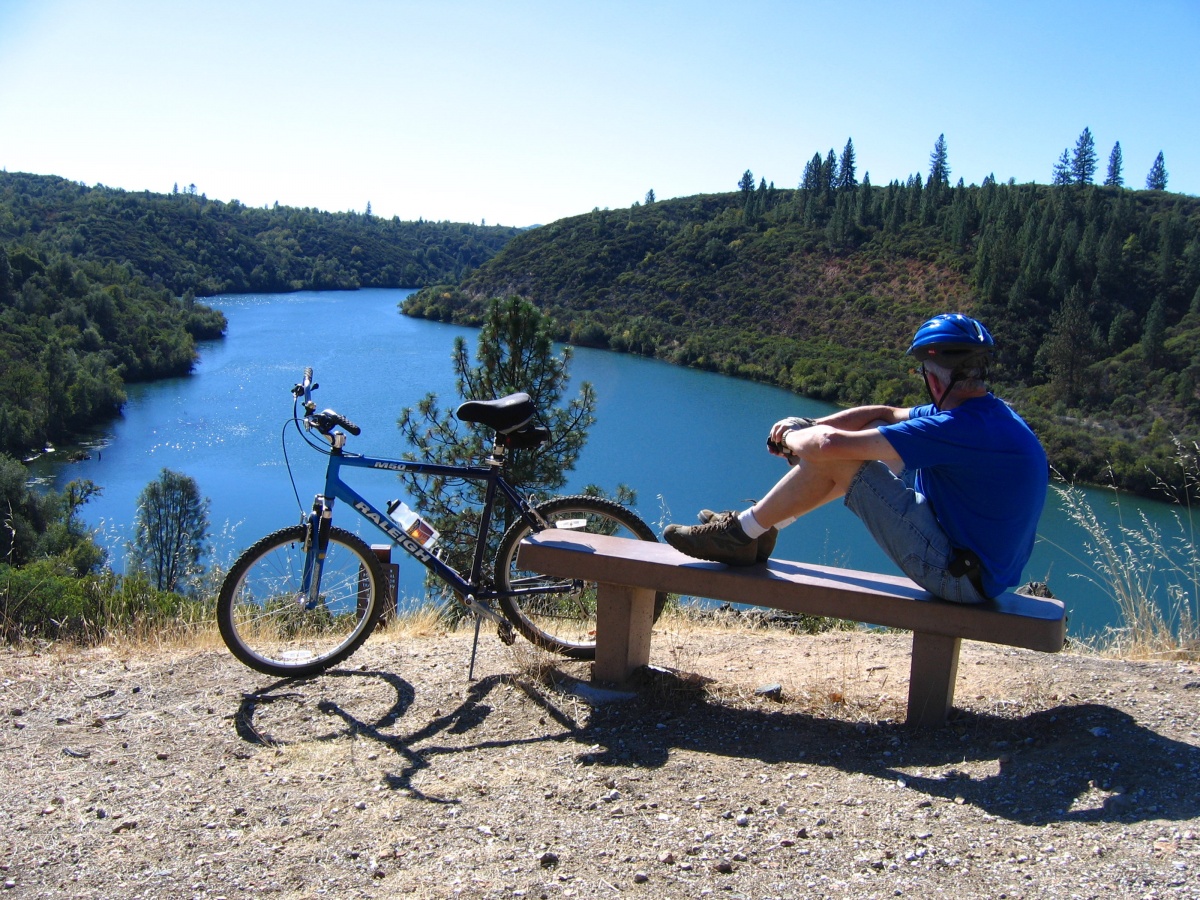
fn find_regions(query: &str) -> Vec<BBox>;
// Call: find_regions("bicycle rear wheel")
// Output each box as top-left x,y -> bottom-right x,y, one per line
217,525 -> 387,677
494,495 -> 668,659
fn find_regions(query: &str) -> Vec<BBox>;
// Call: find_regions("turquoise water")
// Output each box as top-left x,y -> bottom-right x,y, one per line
33,289 -> 1196,641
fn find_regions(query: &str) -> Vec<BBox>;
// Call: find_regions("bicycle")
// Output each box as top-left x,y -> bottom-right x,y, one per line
217,367 -> 667,678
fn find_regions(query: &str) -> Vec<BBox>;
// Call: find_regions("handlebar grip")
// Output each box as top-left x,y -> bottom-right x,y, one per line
312,409 -> 361,436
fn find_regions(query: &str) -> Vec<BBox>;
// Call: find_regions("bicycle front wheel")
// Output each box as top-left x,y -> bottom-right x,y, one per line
494,495 -> 668,659
217,525 -> 387,678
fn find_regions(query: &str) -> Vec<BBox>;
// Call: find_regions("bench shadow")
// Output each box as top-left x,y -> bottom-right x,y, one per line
575,673 -> 1199,827
231,666 -> 1199,827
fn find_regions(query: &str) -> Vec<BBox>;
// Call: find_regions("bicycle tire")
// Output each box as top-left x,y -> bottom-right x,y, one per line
217,525 -> 387,677
494,496 -> 668,659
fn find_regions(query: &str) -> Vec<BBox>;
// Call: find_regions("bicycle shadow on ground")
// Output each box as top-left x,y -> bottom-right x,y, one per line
231,665 -> 1200,827
234,668 -> 583,805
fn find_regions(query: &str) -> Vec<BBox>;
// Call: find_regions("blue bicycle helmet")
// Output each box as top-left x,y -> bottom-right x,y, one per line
908,314 -> 995,409
907,313 -> 995,365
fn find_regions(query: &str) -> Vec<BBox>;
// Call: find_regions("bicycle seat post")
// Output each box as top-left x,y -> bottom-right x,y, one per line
485,435 -> 506,468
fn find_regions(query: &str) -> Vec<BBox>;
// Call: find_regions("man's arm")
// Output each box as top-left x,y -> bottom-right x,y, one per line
772,405 -> 908,466
812,404 -> 910,432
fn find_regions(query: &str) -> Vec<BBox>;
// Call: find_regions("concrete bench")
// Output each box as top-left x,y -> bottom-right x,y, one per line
516,531 -> 1066,727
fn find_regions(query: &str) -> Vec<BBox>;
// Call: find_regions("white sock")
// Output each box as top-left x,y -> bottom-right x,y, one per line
737,509 -> 769,538
738,509 -> 796,535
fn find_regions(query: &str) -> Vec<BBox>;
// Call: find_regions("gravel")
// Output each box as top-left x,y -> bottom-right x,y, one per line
2,623 -> 1199,898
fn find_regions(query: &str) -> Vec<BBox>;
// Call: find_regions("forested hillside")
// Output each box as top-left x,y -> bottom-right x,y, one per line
0,172 -> 520,458
404,157 -> 1200,497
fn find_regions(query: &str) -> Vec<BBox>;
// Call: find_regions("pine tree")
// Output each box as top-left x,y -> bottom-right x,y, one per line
820,149 -> 838,195
857,171 -> 873,227
928,134 -> 951,189
397,297 -> 596,581
1104,142 -> 1124,187
1052,149 -> 1073,186
1142,295 -> 1167,366
738,170 -> 756,194
0,247 -> 12,305
1038,285 -> 1096,405
800,153 -> 822,192
837,138 -> 857,190
1071,127 -> 1097,184
1146,152 -> 1168,190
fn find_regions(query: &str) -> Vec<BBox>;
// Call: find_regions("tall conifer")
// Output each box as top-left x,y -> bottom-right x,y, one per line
1104,142 -> 1124,187
1052,149 -> 1073,186
837,138 -> 857,190
1146,152 -> 1168,190
928,134 -> 951,188
1071,127 -> 1097,184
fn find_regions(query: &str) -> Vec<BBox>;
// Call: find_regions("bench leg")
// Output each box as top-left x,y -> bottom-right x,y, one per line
592,582 -> 656,684
906,632 -> 961,727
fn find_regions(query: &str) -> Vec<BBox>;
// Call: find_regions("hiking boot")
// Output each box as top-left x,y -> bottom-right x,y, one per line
699,508 -> 778,562
663,510 -> 759,566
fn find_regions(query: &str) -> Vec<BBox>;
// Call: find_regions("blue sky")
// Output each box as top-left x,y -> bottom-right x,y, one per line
1,0 -> 1196,228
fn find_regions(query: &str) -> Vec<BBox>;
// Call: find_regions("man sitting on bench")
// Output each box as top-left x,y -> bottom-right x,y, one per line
663,313 -> 1047,604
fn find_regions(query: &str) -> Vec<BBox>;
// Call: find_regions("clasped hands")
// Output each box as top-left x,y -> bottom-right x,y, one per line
767,416 -> 818,463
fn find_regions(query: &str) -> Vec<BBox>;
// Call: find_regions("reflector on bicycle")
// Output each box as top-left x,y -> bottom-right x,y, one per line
555,519 -> 588,530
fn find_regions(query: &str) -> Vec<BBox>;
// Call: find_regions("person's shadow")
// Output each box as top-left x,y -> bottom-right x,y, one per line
233,667 -> 1200,826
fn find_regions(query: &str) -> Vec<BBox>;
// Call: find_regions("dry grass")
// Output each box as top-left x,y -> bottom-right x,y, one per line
1054,476 -> 1200,662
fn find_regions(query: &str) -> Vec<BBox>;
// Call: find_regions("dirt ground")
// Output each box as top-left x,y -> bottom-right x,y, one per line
3,617 -> 1199,899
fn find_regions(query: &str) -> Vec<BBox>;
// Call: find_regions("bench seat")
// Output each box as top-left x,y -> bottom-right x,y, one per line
516,531 -> 1066,727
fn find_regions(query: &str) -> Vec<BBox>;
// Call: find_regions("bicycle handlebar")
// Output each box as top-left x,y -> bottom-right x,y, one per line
293,367 -> 361,436
313,409 -> 362,436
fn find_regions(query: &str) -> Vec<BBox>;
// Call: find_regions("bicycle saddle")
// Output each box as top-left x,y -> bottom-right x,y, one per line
456,393 -> 534,433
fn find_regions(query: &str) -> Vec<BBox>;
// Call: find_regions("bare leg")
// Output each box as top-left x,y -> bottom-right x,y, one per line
750,457 -> 866,529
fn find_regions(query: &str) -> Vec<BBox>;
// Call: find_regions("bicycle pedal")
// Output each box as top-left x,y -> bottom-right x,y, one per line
497,620 -> 516,645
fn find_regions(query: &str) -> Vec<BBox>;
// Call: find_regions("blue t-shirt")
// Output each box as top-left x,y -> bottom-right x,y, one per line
878,394 -> 1047,597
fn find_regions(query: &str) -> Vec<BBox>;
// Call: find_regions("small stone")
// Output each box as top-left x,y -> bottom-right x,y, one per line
657,851 -> 675,865
539,851 -> 559,868
714,860 -> 734,874
755,683 -> 783,700
632,872 -> 649,883
735,814 -> 750,826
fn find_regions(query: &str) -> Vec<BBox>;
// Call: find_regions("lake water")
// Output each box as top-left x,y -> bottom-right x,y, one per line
32,289 -> 1195,641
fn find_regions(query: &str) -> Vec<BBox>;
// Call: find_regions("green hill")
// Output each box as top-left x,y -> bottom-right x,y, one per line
404,177 -> 1200,497
0,172 -> 520,457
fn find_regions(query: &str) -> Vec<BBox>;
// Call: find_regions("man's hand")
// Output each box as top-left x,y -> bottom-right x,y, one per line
767,416 -> 817,463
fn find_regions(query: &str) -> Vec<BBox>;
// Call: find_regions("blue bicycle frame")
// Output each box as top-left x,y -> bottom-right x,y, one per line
299,446 -> 542,608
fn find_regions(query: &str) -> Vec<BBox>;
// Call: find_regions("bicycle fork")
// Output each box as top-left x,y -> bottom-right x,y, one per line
298,500 -> 333,610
